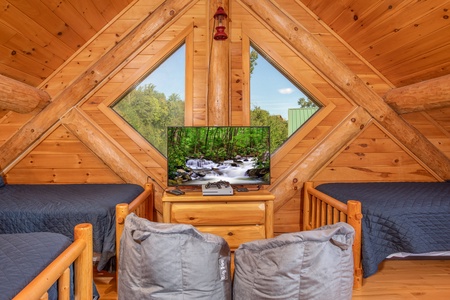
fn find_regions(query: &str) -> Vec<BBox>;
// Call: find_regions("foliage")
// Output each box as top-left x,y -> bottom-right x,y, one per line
250,106 -> 288,153
250,49 -> 259,75
112,83 -> 185,155
298,97 -> 317,108
167,126 -> 270,181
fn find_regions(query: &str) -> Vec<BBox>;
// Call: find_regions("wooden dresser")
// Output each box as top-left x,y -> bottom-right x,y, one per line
162,190 -> 275,250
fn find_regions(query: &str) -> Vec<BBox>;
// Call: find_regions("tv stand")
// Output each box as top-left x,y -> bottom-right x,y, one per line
162,189 -> 275,250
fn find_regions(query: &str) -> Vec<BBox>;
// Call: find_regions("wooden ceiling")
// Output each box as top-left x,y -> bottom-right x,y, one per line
0,0 -> 133,87
1,0 -> 449,88
299,0 -> 450,87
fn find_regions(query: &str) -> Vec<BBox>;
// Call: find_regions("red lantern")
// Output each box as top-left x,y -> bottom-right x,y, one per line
214,6 -> 228,40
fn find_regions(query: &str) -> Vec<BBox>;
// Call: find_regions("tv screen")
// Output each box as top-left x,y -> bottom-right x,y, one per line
167,126 -> 270,187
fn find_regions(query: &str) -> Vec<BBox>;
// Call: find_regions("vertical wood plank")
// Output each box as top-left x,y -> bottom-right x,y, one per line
207,0 -> 230,125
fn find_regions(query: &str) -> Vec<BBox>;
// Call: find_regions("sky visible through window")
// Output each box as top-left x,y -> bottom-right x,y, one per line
138,44 -> 186,99
113,43 -> 319,154
135,44 -> 309,122
250,50 -> 309,120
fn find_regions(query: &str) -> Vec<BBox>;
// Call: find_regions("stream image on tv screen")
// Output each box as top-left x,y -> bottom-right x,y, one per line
167,126 -> 270,187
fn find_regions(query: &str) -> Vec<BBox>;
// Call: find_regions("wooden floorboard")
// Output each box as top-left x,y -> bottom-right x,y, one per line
352,259 -> 450,299
94,259 -> 450,299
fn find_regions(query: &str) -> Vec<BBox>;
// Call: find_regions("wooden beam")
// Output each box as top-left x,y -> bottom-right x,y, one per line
0,74 -> 50,113
384,74 -> 450,114
208,0 -> 230,125
0,0 -> 196,170
239,0 -> 450,180
61,109 -> 149,186
270,107 -> 372,212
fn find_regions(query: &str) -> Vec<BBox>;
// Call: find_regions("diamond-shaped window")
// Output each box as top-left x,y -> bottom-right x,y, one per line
250,45 -> 321,152
111,44 -> 186,156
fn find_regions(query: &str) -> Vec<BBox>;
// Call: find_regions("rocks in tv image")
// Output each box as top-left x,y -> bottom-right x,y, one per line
167,126 -> 270,187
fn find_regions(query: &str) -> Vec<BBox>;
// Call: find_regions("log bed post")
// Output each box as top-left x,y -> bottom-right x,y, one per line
303,182 -> 363,289
347,200 -> 363,289
74,223 -> 93,299
116,203 -> 130,269
14,223 -> 93,300
115,183 -> 154,271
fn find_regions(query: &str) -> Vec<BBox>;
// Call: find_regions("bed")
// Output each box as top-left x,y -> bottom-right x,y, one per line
303,181 -> 450,289
0,177 -> 153,272
1,223 -> 93,300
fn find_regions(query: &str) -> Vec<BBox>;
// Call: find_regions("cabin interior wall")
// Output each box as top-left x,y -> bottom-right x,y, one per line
0,0 -> 448,234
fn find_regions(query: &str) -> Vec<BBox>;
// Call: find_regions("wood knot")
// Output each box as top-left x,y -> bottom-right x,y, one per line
227,232 -> 234,236
118,217 -> 124,224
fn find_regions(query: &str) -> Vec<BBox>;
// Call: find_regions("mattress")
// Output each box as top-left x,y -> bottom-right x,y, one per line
0,183 -> 144,271
0,232 -> 71,300
316,182 -> 450,277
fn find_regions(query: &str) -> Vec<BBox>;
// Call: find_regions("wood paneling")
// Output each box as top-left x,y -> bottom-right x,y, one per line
6,125 -> 122,184
0,0 -> 134,86
298,0 -> 450,87
2,0 -> 450,238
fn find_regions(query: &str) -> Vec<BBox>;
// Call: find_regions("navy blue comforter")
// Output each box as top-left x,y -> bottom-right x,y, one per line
0,184 -> 144,271
0,232 -> 71,300
316,182 -> 450,278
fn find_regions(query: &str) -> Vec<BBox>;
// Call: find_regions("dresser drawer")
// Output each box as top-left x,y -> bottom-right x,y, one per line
170,202 -> 266,226
196,225 -> 266,249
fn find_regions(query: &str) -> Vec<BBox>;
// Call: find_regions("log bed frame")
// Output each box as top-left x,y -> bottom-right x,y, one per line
13,223 -> 93,300
116,182 -> 154,266
303,181 -> 363,289
11,182 -> 153,299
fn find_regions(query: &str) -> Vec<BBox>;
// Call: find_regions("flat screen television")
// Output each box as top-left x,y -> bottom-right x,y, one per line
167,126 -> 270,187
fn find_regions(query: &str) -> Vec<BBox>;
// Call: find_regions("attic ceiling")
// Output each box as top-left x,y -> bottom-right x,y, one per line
0,0 -> 133,87
1,0 -> 449,89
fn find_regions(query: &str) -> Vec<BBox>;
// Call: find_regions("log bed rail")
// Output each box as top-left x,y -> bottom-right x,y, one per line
303,181 -> 363,289
13,223 -> 93,300
116,182 -> 154,264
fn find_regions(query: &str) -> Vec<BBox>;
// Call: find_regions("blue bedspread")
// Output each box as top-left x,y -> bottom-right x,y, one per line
0,232 -> 71,300
0,184 -> 144,271
316,182 -> 450,278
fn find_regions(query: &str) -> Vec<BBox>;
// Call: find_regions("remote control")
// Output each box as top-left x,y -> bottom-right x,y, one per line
167,189 -> 185,195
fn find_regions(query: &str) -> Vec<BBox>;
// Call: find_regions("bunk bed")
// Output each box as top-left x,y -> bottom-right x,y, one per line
1,223 -> 93,300
303,181 -> 450,289
0,177 -> 153,272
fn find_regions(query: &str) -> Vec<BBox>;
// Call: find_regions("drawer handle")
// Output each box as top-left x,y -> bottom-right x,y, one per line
189,217 -> 195,220
227,232 -> 234,236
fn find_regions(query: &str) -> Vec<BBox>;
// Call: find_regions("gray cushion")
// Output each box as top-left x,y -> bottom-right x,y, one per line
233,222 -> 355,300
118,213 -> 231,300
0,176 -> 4,188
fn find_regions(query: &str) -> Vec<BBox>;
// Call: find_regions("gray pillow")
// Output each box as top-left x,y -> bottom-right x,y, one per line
0,176 -> 5,188
118,213 -> 231,300
233,222 -> 355,300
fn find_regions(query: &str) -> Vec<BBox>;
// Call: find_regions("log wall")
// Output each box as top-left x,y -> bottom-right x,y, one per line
1,0 -> 449,234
